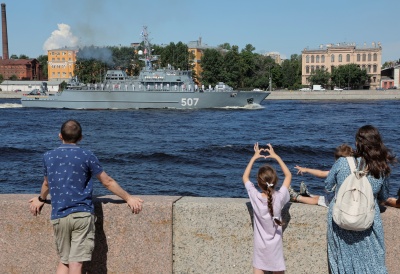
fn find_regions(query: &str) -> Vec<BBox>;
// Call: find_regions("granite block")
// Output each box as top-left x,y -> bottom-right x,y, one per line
0,194 -> 180,274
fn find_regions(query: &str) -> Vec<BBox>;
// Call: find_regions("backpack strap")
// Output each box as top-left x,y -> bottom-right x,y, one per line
346,157 -> 357,173
334,157 -> 357,200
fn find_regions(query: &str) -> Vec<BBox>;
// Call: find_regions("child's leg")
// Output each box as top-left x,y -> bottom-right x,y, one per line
253,267 -> 264,274
297,195 -> 319,205
253,268 -> 284,274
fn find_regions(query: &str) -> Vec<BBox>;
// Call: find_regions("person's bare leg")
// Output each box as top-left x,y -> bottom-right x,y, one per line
68,261 -> 83,274
253,267 -> 265,274
297,195 -> 319,205
56,262 -> 69,274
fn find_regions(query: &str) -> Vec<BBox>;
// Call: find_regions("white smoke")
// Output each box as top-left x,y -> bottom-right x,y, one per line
42,23 -> 79,52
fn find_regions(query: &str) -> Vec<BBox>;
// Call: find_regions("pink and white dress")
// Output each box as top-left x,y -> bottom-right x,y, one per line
245,181 -> 289,272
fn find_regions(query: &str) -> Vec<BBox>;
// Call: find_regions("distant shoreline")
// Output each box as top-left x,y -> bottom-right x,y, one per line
266,90 -> 400,100
2,90 -> 400,100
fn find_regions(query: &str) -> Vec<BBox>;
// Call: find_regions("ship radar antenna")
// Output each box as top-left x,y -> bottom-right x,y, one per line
139,26 -> 159,71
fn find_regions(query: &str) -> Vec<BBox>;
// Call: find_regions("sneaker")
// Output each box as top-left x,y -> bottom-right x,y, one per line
300,181 -> 311,197
288,186 -> 299,202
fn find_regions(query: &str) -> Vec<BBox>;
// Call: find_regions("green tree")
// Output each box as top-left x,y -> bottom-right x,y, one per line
252,55 -> 276,90
280,54 -> 302,89
200,48 -> 224,87
9,74 -> 18,80
10,54 -> 18,59
222,45 -> 243,89
240,44 -> 257,88
331,64 -> 368,89
19,54 -> 29,59
159,42 -> 192,71
308,68 -> 331,87
218,43 -> 231,50
110,46 -> 136,74
37,55 -> 48,80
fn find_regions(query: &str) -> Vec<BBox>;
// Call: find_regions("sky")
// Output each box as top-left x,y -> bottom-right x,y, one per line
3,0 -> 400,63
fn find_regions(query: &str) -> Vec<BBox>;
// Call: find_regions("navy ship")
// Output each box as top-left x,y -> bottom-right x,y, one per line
21,27 -> 270,109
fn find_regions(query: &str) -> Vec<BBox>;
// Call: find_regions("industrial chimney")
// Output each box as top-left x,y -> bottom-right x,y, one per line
1,3 -> 8,60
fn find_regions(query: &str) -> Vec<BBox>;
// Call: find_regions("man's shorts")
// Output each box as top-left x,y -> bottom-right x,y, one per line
51,212 -> 96,264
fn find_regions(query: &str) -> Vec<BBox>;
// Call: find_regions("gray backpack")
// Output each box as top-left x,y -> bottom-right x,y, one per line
332,157 -> 375,231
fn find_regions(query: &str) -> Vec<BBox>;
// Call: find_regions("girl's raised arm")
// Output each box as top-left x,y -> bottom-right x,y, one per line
242,142 -> 266,184
265,144 -> 292,189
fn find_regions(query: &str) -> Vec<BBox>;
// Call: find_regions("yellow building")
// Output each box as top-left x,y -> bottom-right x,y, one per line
187,37 -> 214,85
301,42 -> 382,89
47,47 -> 78,81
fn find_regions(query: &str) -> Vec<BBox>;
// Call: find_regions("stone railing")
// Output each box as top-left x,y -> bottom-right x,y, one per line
0,194 -> 398,274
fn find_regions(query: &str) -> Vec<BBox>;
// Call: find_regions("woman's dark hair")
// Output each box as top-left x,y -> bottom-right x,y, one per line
257,165 -> 282,226
354,125 -> 396,178
61,120 -> 82,143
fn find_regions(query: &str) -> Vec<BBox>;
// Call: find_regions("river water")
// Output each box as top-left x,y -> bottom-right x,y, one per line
1,98 -> 399,198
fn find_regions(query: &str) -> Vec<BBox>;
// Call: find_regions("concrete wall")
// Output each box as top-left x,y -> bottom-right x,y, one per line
0,194 -> 398,274
267,90 -> 400,100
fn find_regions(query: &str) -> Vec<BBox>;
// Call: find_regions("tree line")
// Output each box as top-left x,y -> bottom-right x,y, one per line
4,43 -> 395,90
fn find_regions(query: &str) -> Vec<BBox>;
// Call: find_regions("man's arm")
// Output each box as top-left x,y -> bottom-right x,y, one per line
97,171 -> 144,214
29,177 -> 49,216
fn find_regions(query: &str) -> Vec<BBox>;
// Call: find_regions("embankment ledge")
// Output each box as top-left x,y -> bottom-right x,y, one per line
0,194 -> 398,274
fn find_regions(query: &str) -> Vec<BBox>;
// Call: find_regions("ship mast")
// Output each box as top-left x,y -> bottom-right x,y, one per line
139,26 -> 158,71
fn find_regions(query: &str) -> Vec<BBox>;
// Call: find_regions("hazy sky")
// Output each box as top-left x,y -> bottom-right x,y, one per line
3,0 -> 400,63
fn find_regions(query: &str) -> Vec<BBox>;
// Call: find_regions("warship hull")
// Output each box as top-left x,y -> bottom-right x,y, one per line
21,89 -> 270,109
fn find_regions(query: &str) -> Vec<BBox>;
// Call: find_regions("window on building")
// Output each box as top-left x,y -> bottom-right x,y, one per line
316,65 -> 320,70
368,54 -> 371,61
311,55 -> 314,63
362,54 -> 366,61
331,54 -> 335,62
373,65 -> 377,73
368,65 -> 371,73
321,55 -> 325,63
311,66 -> 314,73
306,55 -> 310,63
322,65 -> 325,70
373,53 -> 377,61
339,54 -> 342,62
357,54 -> 360,61
346,54 -> 350,62
306,66 -> 309,73
316,55 -> 320,63
373,77 -> 376,83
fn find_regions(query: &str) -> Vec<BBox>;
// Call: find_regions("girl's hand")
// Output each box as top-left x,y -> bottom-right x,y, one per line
252,142 -> 267,159
295,165 -> 307,175
264,143 -> 278,159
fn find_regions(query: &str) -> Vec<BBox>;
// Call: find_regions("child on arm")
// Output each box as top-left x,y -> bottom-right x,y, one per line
290,144 -> 353,207
243,143 -> 291,274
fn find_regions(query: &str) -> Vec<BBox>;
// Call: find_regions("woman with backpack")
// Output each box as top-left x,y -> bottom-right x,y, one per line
325,125 -> 396,274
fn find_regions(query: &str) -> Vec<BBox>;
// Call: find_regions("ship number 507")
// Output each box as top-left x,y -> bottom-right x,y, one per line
181,98 -> 199,106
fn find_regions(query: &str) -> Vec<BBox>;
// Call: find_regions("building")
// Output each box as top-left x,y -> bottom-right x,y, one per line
381,64 -> 400,89
0,3 -> 43,80
187,37 -> 214,85
301,42 -> 382,89
264,52 -> 283,65
47,47 -> 78,81
0,58 -> 42,80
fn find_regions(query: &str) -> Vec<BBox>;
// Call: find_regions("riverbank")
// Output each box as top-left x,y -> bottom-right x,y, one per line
267,89 -> 400,100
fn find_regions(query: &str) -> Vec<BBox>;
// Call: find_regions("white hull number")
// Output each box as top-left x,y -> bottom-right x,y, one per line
181,98 -> 199,106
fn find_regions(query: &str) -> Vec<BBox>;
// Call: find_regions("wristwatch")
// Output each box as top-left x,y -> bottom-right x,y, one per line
38,196 -> 46,203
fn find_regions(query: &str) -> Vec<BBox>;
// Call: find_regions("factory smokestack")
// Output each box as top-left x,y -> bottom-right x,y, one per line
1,3 -> 8,60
